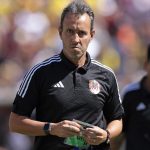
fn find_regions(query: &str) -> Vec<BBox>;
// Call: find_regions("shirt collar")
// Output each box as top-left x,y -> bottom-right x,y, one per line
60,51 -> 91,72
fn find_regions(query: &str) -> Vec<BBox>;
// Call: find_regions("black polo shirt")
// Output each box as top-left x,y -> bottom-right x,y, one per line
122,76 -> 150,150
12,52 -> 124,150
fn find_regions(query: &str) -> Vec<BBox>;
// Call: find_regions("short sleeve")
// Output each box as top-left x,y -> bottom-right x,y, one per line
12,69 -> 40,117
103,72 -> 124,122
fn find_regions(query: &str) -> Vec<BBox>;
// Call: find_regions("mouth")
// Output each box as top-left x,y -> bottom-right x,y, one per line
71,46 -> 80,49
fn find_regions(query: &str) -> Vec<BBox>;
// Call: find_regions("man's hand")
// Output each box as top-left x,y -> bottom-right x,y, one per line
50,120 -> 82,137
82,126 -> 108,145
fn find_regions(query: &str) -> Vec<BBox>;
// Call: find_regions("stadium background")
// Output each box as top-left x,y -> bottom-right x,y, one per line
0,0 -> 150,150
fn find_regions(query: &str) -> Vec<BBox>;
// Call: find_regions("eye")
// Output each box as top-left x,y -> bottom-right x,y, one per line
67,29 -> 74,35
78,31 -> 87,37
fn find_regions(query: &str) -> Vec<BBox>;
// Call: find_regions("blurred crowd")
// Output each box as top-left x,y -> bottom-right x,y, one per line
0,0 -> 150,150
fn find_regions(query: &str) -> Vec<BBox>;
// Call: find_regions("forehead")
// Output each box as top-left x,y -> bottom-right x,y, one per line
63,13 -> 91,29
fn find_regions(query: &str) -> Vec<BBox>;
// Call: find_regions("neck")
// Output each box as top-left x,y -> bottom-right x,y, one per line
72,54 -> 86,68
63,51 -> 87,68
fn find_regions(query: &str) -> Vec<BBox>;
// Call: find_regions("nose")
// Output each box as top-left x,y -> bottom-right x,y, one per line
72,33 -> 80,43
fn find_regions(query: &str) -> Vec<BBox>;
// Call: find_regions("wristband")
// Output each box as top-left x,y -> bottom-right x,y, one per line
105,129 -> 110,144
43,123 -> 51,135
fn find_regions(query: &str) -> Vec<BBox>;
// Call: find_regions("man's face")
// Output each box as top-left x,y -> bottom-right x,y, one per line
59,13 -> 95,62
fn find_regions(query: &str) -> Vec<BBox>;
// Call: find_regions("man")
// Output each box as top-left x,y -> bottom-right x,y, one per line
120,44 -> 150,150
9,1 -> 124,150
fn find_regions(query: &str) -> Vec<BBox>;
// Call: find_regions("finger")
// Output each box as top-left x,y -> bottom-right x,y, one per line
64,120 -> 82,129
66,124 -> 81,133
71,121 -> 83,129
86,127 -> 103,136
83,130 -> 97,138
84,136 -> 97,145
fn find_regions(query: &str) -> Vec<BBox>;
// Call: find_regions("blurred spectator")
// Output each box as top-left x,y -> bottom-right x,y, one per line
118,44 -> 150,150
110,44 -> 150,150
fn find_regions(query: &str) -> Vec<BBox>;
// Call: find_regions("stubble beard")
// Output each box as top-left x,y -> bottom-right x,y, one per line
71,49 -> 86,66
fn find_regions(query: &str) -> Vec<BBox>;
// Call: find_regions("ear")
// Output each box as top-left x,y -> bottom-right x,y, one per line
90,30 -> 95,39
144,61 -> 149,71
58,27 -> 62,39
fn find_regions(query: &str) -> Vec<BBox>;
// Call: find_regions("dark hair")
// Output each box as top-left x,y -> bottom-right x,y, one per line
60,0 -> 94,31
147,44 -> 150,62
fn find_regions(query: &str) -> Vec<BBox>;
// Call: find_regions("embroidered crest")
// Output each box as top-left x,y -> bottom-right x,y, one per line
89,80 -> 101,94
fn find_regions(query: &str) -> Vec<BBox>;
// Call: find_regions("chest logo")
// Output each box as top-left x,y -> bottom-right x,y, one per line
89,80 -> 101,94
53,81 -> 64,88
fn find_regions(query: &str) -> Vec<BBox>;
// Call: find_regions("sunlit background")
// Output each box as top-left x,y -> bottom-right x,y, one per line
0,0 -> 150,150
